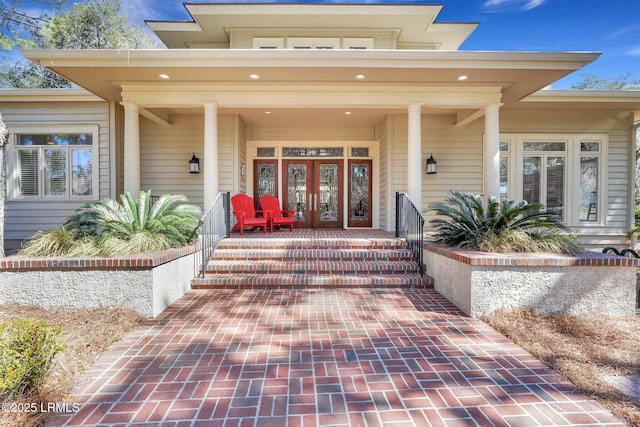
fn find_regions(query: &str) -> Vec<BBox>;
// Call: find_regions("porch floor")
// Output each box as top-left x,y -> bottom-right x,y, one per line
226,228 -> 400,239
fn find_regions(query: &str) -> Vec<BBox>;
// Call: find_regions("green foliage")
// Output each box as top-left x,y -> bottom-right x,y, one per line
18,228 -> 97,257
571,72 -> 640,91
19,191 -> 202,257
1,0 -> 162,88
41,0 -> 162,50
0,60 -> 71,88
427,191 -> 580,254
0,318 -> 66,402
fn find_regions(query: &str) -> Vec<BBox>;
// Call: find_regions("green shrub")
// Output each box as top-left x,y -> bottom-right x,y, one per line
19,228 -> 99,257
19,191 -> 202,257
0,318 -> 66,402
427,191 -> 580,254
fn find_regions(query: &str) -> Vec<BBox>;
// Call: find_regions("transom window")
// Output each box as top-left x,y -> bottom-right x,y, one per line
10,127 -> 98,200
253,37 -> 373,50
499,134 -> 606,226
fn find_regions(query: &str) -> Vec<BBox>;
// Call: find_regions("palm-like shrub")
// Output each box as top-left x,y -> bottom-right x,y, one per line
20,191 -> 202,256
427,191 -> 580,254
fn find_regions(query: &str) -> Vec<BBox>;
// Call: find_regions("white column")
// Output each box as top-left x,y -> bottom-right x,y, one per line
203,102 -> 219,208
484,103 -> 501,200
122,102 -> 140,196
407,103 -> 423,208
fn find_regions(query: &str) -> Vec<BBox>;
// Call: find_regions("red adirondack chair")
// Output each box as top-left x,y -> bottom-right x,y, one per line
260,194 -> 295,233
231,194 -> 267,235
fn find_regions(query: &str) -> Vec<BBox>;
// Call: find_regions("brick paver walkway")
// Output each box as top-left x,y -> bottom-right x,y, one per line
48,289 -> 626,426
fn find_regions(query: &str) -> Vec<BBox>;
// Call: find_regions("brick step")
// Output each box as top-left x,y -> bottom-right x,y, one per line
212,248 -> 414,261
217,237 -> 407,250
192,273 -> 433,289
205,260 -> 421,275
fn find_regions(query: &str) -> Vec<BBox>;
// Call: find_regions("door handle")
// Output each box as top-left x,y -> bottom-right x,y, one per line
314,194 -> 318,212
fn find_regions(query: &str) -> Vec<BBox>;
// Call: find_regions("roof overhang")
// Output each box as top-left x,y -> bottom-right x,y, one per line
0,88 -> 103,102
521,89 -> 640,111
146,3 -> 477,50
22,48 -> 601,108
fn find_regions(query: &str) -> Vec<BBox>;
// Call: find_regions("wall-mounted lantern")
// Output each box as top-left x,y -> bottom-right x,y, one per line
426,153 -> 437,174
189,153 -> 200,174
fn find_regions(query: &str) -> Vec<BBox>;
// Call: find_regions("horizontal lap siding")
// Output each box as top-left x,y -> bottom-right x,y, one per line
2,102 -> 111,252
140,113 -> 237,209
376,117 -> 390,231
238,117 -> 247,194
391,114 -> 484,228
218,115 -> 235,195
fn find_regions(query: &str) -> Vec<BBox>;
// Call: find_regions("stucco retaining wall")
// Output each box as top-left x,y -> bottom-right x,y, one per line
425,243 -> 639,317
0,246 -> 198,318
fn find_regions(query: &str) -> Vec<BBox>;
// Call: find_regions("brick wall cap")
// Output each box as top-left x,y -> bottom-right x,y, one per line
0,244 -> 200,271
425,242 -> 640,267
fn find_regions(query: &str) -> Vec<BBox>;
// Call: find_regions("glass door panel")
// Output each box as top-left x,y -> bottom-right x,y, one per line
522,156 -> 541,205
254,160 -> 277,209
546,156 -> 565,220
284,161 -> 312,228
282,160 -> 343,228
348,160 -> 372,227
314,161 -> 342,228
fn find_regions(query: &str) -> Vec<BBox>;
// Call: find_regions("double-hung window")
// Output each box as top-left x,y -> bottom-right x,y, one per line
10,127 -> 99,200
500,133 -> 607,226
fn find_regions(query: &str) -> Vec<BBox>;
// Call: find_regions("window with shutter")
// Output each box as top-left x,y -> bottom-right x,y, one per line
10,128 -> 98,200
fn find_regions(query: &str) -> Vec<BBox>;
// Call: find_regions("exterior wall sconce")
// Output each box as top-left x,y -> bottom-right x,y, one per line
189,153 -> 200,174
426,153 -> 437,174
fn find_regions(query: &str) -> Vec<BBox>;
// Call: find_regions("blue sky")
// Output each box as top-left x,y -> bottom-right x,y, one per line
10,0 -> 640,89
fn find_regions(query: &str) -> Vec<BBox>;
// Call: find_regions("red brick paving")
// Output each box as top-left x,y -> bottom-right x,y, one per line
47,289 -> 627,426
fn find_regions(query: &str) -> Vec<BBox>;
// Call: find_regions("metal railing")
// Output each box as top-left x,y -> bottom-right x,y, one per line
602,246 -> 640,311
602,246 -> 640,258
196,192 -> 231,277
395,192 -> 425,276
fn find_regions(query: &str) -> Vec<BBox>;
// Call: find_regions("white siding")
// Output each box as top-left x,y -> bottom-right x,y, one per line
391,113 -> 484,227
238,117 -> 248,194
376,115 -> 392,231
218,115 -> 235,195
2,101 -> 111,252
141,114 -> 204,207
140,113 -> 238,209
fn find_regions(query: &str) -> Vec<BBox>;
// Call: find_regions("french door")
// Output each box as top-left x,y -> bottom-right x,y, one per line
283,160 -> 343,228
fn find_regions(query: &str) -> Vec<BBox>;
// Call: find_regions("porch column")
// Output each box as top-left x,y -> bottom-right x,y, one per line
122,102 -> 140,196
484,103 -> 501,200
203,101 -> 219,208
408,103 -> 423,208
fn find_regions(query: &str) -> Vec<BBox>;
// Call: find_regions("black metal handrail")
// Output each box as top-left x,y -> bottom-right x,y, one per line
602,246 -> 640,311
602,246 -> 640,258
395,192 -> 425,276
197,192 -> 231,278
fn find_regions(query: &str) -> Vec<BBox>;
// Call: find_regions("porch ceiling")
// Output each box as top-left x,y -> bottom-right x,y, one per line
23,49 -> 600,109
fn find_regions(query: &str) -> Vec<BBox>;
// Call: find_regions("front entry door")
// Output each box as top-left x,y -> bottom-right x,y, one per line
283,160 -> 343,228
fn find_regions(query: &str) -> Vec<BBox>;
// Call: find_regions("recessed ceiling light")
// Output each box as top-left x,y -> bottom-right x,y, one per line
345,111 -> 352,115
158,73 -> 170,80
355,74 -> 366,80
265,111 -> 272,115
249,74 -> 261,80
457,75 -> 469,81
